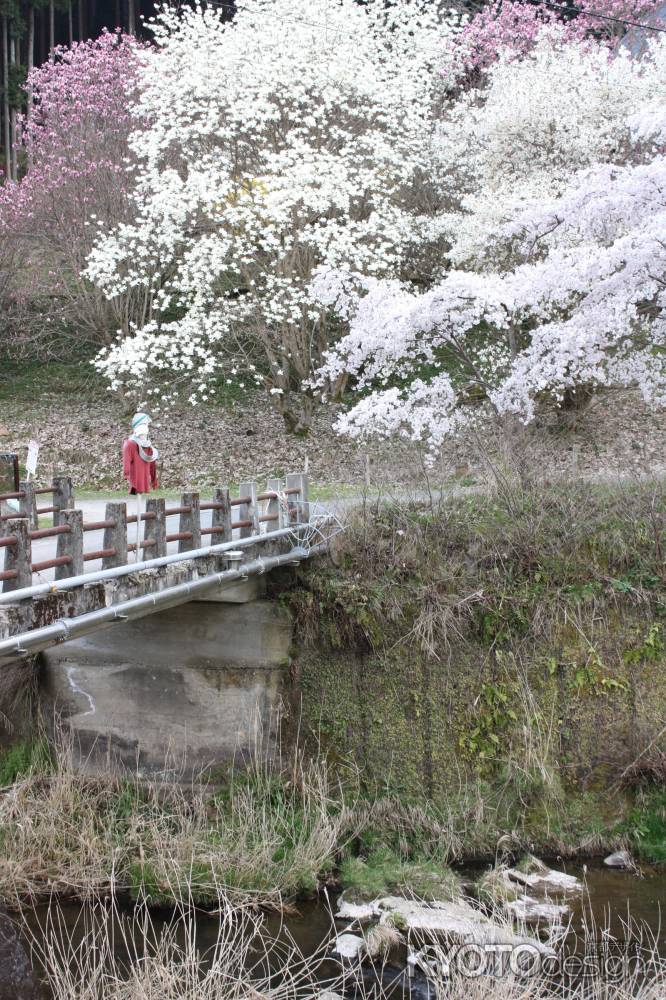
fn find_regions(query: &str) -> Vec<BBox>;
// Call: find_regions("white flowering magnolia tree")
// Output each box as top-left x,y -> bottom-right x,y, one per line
313,34 -> 666,455
86,0 -> 460,430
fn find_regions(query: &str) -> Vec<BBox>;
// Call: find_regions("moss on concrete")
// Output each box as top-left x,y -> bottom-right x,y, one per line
286,482 -> 666,853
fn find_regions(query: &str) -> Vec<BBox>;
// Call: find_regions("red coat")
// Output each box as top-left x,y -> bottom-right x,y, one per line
122,439 -> 159,494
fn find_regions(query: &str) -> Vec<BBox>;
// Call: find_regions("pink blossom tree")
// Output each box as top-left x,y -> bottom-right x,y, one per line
0,30 -> 150,357
454,0 -> 666,77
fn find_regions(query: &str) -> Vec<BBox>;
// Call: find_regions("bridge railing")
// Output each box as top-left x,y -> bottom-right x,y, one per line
0,473 -> 309,593
0,475 -> 74,529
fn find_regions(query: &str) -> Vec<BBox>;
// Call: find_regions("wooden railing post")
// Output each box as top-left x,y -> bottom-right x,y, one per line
18,480 -> 37,529
212,486 -> 232,543
266,477 -> 283,530
179,491 -> 201,553
103,502 -> 127,568
238,481 -> 258,538
286,472 -> 309,525
145,497 -> 167,558
3,518 -> 32,592
52,475 -> 74,527
55,508 -> 84,580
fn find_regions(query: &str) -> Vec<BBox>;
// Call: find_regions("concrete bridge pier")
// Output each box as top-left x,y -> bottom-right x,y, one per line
41,586 -> 292,778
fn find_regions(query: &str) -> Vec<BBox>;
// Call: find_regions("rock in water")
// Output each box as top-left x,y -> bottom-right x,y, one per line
0,910 -> 41,1000
376,897 -> 554,955
506,895 -> 570,924
603,851 -> 634,869
333,933 -> 365,960
335,896 -> 379,922
507,866 -> 582,893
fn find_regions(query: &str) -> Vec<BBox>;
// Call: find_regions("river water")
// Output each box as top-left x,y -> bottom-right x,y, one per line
1,862 -> 664,998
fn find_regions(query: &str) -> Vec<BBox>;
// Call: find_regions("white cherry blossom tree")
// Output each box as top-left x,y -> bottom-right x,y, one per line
86,0 -> 461,431
436,28 -> 666,267
313,37 -> 666,455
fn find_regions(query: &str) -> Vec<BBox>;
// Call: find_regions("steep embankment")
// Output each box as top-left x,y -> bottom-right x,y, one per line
285,481 -> 666,860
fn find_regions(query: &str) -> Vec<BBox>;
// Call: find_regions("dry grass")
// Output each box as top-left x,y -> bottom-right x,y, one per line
20,890 -> 666,1000
0,732 -> 358,909
25,892 -> 335,1000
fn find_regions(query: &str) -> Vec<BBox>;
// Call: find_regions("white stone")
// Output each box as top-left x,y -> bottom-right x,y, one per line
507,867 -> 582,893
506,895 -> 570,924
333,933 -> 365,960
604,851 -> 634,869
376,896 -> 554,955
335,898 -> 378,921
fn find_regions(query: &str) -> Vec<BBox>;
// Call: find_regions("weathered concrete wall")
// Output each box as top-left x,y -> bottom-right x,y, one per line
41,598 -> 291,778
293,610 -> 666,798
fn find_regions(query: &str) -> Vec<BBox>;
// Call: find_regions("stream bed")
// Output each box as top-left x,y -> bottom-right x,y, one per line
1,862 -> 664,999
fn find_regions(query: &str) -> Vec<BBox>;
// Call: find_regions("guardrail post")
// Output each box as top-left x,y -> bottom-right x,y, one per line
179,491 -> 201,553
18,480 -> 37,529
55,508 -> 84,580
3,518 -> 32,592
145,497 -> 167,558
238,481 -> 258,538
103,502 -> 127,568
286,472 -> 309,525
266,477 -> 283,530
212,486 -> 232,543
52,475 -> 74,526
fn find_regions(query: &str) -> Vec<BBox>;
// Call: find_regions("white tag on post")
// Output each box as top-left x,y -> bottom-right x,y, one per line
25,440 -> 39,478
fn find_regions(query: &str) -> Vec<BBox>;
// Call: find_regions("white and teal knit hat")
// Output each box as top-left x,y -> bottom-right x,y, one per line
131,412 -> 151,432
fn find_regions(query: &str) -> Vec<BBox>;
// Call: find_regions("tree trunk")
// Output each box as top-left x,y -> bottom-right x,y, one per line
26,5 -> 34,168
115,0 -> 121,30
78,0 -> 84,41
39,5 -> 46,67
68,0 -> 73,45
128,0 -> 136,35
273,391 -> 314,435
49,0 -> 55,59
2,17 -> 10,183
9,33 -> 16,181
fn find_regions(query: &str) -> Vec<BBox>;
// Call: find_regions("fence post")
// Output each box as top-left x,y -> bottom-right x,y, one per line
18,480 -> 37,529
3,518 -> 32,592
52,475 -> 74,527
179,491 -> 201,553
238,481 -> 258,538
266,477 -> 283,530
286,472 -> 309,525
55,508 -> 84,580
145,497 -> 167,558
212,486 -> 232,543
102,502 -> 128,569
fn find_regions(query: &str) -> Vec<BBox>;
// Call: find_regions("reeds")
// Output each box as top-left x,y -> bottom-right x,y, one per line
0,731 -> 357,908
21,888 -> 666,1000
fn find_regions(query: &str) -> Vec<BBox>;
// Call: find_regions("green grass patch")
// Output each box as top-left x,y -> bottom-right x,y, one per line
339,846 -> 460,902
621,788 -> 666,865
0,738 -> 51,786
0,359 -> 105,404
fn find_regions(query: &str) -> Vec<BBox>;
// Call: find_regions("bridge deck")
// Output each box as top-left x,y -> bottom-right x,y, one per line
0,472 -> 323,663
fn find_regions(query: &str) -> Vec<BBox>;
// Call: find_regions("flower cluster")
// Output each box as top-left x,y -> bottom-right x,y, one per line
86,0 -> 462,425
453,0 -> 665,76
0,31 -> 144,346
314,35 -> 666,454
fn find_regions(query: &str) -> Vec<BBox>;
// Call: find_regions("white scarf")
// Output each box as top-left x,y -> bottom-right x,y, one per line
130,434 -> 159,463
